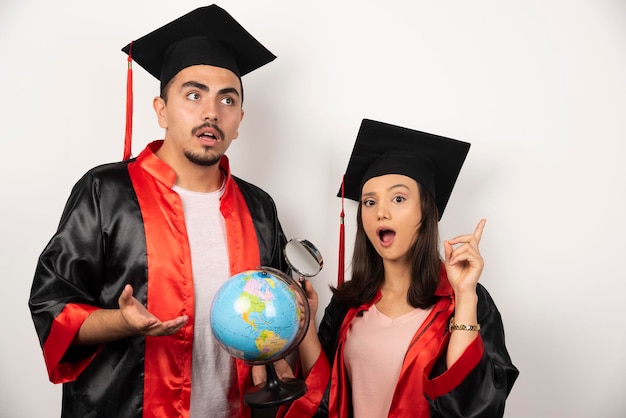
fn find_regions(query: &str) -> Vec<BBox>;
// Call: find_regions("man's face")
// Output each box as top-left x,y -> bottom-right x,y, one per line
154,64 -> 244,167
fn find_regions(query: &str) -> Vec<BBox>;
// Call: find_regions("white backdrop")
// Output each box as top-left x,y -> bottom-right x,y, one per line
1,1 -> 625,417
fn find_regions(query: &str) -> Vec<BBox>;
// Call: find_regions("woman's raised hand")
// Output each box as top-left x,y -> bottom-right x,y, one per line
443,219 -> 486,295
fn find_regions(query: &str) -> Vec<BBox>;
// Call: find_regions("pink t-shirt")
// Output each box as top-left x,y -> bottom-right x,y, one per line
344,304 -> 432,417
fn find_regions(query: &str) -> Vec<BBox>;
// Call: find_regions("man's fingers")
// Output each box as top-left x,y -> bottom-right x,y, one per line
162,316 -> 188,333
143,315 -> 187,336
118,284 -> 133,305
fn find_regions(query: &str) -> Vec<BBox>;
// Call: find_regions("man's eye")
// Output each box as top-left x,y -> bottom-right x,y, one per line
221,96 -> 234,105
187,92 -> 200,100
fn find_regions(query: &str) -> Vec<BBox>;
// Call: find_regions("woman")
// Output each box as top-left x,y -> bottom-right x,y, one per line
282,119 -> 518,418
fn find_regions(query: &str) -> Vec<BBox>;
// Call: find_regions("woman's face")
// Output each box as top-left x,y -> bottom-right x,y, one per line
360,174 -> 423,263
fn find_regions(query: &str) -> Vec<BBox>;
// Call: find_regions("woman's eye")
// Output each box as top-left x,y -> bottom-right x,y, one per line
362,199 -> 375,207
393,196 -> 406,203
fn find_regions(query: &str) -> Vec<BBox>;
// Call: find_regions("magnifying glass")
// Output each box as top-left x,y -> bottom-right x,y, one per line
284,238 -> 324,282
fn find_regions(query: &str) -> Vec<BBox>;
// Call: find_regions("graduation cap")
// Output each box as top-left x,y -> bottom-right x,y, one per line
121,4 -> 276,86
120,4 -> 276,159
339,119 -> 470,217
336,119 -> 470,286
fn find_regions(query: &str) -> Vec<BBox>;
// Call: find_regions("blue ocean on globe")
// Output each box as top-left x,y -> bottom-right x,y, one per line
210,269 -> 302,363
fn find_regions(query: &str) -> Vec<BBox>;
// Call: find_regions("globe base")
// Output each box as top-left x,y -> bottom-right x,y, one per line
244,363 -> 307,408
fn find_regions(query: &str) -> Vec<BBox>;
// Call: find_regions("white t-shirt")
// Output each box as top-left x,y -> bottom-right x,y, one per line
174,184 -> 240,418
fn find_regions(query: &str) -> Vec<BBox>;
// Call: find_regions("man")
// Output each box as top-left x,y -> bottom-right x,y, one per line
29,5 -> 289,417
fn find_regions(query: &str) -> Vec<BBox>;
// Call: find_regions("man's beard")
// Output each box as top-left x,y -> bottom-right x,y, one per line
184,148 -> 222,167
185,122 -> 226,166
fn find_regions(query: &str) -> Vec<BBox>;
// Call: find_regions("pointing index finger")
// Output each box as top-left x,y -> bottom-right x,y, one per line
474,219 -> 487,243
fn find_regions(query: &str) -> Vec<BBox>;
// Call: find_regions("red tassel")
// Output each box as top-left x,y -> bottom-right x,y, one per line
338,175 -> 345,287
123,41 -> 134,160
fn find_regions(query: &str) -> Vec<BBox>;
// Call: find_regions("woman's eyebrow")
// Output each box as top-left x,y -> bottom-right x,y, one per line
388,183 -> 410,192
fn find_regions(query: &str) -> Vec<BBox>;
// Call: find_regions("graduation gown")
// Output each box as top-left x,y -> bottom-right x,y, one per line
29,140 -> 288,418
284,269 -> 519,417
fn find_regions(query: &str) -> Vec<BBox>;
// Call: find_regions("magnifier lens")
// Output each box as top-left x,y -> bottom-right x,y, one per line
284,239 -> 323,278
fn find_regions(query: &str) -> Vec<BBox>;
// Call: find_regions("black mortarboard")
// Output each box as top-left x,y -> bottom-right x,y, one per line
121,4 -> 276,87
338,119 -> 471,220
119,5 -> 275,160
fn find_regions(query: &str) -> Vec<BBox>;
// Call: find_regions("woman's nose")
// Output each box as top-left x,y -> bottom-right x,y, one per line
377,204 -> 390,220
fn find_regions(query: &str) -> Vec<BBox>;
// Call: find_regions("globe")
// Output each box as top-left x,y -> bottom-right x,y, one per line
210,267 -> 309,365
210,239 -> 322,407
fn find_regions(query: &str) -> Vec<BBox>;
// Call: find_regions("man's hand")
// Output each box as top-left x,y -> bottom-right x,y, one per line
118,284 -> 188,336
74,284 -> 189,345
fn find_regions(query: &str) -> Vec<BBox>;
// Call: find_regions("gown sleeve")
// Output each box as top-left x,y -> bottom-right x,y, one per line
29,165 -> 146,383
423,284 -> 519,417
29,171 -> 106,382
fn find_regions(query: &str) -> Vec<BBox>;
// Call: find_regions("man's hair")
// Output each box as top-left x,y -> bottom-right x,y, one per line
332,183 -> 441,308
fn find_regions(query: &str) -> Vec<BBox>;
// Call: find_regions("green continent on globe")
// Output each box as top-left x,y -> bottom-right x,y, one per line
239,274 -> 277,330
255,330 -> 288,359
239,293 -> 266,330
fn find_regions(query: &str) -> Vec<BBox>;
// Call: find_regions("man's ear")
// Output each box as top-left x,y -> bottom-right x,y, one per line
233,108 -> 244,140
153,96 -> 167,129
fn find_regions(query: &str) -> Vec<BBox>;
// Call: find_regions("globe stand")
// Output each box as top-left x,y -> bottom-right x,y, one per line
244,362 -> 307,408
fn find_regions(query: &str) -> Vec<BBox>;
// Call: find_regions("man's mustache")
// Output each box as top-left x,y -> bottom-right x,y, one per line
192,122 -> 224,140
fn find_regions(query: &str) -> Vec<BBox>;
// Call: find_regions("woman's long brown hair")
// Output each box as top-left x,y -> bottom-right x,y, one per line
332,183 -> 441,308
